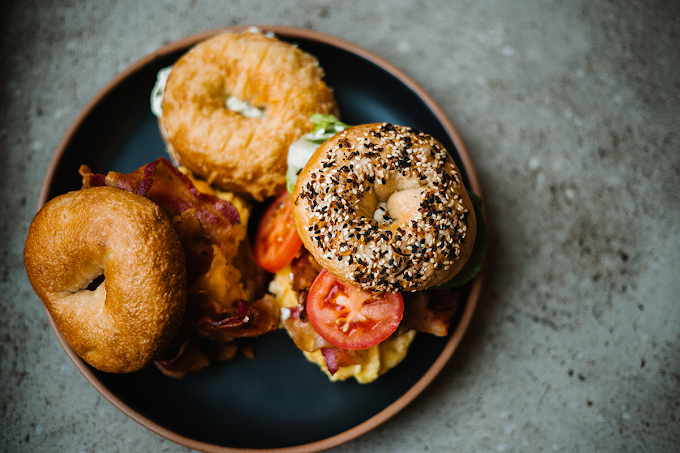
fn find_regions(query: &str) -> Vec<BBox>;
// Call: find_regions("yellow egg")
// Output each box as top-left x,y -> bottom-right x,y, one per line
269,266 -> 416,384
302,330 -> 416,384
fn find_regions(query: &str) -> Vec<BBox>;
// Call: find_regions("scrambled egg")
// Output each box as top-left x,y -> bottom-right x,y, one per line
302,331 -> 416,384
269,264 -> 416,384
268,265 -> 298,308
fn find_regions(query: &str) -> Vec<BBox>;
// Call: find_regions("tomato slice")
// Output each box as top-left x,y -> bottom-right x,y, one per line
254,191 -> 302,273
306,270 -> 404,350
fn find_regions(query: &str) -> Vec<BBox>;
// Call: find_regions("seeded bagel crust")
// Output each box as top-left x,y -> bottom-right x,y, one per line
160,30 -> 338,201
24,187 -> 187,373
292,123 -> 476,292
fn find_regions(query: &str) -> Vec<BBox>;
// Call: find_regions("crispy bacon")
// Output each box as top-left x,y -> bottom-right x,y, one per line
401,289 -> 460,337
321,348 -> 339,375
155,344 -> 212,379
154,328 -> 212,379
194,295 -> 279,338
234,237 -> 270,302
197,299 -> 252,330
172,209 -> 215,286
321,347 -> 369,375
154,294 -> 277,377
281,305 -> 332,353
80,157 -> 240,262
290,248 -> 323,292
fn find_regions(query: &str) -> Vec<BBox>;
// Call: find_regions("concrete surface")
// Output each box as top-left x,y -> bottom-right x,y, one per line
1,0 -> 679,452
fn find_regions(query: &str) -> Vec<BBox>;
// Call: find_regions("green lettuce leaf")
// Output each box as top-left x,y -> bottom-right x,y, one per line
304,114 -> 351,144
286,114 -> 351,192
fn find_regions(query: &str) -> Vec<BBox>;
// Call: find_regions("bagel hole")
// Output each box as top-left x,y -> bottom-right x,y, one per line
86,274 -> 105,291
373,202 -> 394,225
225,95 -> 265,119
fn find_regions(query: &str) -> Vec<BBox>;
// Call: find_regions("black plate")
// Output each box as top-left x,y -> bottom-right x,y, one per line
43,27 -> 482,452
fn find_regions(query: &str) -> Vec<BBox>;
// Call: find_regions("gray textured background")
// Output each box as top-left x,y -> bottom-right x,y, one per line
2,0 -> 679,452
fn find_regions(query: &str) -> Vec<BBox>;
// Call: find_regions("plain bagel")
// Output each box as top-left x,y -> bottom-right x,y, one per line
159,30 -> 338,201
24,187 -> 187,373
292,123 -> 477,293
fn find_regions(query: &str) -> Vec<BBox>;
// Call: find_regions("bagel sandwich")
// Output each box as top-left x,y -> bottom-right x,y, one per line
257,119 -> 487,383
151,27 -> 339,201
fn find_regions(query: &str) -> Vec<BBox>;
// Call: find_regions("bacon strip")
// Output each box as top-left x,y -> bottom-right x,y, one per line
197,299 -> 252,330
320,347 -> 369,375
401,290 -> 459,337
81,157 -> 240,262
290,249 -> 323,292
321,348 -> 339,375
154,337 -> 212,379
193,294 -> 279,338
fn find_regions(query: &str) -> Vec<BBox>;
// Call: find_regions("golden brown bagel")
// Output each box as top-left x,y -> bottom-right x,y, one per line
292,123 -> 476,292
160,30 -> 338,201
24,187 -> 187,373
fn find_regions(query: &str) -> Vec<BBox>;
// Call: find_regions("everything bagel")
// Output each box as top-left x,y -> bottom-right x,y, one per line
159,30 -> 338,201
24,187 -> 187,373
292,123 -> 477,292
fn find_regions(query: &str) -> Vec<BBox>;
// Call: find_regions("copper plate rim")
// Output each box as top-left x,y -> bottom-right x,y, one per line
39,25 -> 485,453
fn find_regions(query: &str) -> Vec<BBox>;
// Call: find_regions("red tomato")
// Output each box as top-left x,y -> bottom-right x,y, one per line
306,270 -> 404,350
254,191 -> 302,273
